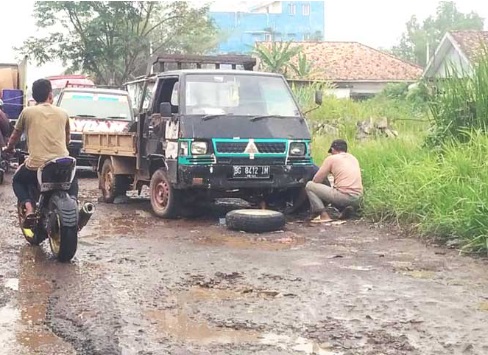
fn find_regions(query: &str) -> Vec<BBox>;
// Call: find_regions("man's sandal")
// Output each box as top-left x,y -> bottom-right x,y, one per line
310,216 -> 333,223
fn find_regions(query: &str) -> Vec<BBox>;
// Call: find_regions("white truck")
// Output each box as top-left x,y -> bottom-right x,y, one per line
56,85 -> 136,169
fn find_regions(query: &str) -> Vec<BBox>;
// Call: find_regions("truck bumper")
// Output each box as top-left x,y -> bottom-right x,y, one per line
69,141 -> 97,167
178,164 -> 316,190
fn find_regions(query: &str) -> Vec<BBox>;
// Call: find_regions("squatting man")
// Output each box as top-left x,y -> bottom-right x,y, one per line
306,139 -> 363,223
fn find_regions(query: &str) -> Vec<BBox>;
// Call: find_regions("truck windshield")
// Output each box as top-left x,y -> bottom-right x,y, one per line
184,74 -> 300,117
59,92 -> 132,120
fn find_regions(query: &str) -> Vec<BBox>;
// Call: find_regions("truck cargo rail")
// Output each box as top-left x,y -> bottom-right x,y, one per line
146,54 -> 256,75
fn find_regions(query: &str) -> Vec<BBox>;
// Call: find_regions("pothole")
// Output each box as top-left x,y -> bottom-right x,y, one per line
193,231 -> 306,250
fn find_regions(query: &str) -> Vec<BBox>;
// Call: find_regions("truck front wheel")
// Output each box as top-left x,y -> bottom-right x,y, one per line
100,159 -> 129,203
149,168 -> 180,219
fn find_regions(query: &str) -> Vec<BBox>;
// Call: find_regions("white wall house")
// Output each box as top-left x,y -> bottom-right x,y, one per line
257,40 -> 423,99
423,31 -> 488,79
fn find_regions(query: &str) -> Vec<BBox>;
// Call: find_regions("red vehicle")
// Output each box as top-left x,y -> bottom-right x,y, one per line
27,75 -> 96,106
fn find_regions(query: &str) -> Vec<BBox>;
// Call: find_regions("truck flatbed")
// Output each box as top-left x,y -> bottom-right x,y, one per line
82,132 -> 137,157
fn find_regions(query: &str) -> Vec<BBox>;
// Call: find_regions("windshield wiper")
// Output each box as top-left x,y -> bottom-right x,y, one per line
249,115 -> 285,122
74,114 -> 96,118
201,113 -> 233,121
106,116 -> 126,119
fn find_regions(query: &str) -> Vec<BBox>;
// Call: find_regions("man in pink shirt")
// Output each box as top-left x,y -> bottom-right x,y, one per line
306,139 -> 363,222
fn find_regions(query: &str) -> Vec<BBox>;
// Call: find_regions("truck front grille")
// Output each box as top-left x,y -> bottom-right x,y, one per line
215,141 -> 286,154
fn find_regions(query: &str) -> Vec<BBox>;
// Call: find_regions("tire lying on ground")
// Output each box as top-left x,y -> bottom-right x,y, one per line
225,209 -> 286,233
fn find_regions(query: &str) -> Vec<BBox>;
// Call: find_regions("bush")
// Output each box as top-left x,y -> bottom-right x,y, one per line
295,88 -> 429,140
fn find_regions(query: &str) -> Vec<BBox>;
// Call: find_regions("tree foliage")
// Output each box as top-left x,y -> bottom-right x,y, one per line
18,1 -> 220,85
289,53 -> 323,79
254,41 -> 321,79
391,1 -> 484,67
253,41 -> 302,77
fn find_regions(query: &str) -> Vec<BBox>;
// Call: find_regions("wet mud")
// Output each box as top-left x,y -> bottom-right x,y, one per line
1,175 -> 488,354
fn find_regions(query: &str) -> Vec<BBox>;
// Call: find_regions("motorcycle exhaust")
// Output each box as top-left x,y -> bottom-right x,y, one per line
78,202 -> 95,231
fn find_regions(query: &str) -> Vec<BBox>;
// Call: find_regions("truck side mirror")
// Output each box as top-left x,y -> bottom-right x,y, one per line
133,107 -> 139,117
159,102 -> 172,118
315,90 -> 323,106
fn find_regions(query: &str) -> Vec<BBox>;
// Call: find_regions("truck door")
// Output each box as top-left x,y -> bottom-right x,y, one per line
139,76 -> 179,176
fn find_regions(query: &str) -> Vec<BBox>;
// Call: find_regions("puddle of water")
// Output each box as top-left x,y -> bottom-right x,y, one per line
147,308 -> 259,345
478,302 -> 488,311
188,286 -> 243,301
339,265 -> 375,271
404,270 -> 436,279
295,261 -> 324,267
14,246 -> 76,354
5,278 -> 19,291
260,333 -> 342,355
147,287 -> 334,352
187,286 -> 281,301
194,232 -> 306,251
0,304 -> 21,353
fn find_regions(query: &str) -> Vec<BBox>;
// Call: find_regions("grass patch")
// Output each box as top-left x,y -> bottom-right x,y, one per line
294,83 -> 488,254
312,133 -> 488,254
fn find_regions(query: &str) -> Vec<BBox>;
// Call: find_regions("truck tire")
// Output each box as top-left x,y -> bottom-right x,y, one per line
226,209 -> 285,233
149,168 -> 180,219
100,159 -> 129,203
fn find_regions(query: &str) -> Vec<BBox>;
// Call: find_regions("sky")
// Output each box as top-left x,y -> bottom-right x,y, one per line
2,0 -> 488,83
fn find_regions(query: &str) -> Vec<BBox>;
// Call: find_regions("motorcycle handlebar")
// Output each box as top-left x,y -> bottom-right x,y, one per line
1,148 -> 26,159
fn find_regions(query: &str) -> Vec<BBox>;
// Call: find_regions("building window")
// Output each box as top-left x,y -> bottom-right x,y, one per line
264,33 -> 272,42
288,3 -> 296,15
302,4 -> 310,16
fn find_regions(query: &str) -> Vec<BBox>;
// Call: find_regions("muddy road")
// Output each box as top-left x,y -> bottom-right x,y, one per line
1,174 -> 488,355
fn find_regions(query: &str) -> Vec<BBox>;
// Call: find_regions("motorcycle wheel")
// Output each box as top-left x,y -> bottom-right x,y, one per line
48,193 -> 78,262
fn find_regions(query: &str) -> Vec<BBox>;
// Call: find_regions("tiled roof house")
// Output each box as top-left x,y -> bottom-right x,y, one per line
423,30 -> 488,78
256,41 -> 423,98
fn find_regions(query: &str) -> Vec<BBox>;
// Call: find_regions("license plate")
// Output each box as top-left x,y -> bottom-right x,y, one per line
232,165 -> 270,179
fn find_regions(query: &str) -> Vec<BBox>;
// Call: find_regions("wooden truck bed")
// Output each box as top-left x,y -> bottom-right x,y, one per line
82,132 -> 137,157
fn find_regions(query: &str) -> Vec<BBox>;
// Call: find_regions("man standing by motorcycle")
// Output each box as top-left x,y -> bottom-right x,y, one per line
3,78 -> 78,228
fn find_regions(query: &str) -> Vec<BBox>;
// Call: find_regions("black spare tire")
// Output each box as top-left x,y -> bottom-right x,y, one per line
225,209 -> 285,233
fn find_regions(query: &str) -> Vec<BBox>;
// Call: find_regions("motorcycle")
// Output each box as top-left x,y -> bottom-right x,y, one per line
3,150 -> 95,262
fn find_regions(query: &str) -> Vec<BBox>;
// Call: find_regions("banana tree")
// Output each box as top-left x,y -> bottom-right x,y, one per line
289,52 -> 321,79
253,41 -> 302,78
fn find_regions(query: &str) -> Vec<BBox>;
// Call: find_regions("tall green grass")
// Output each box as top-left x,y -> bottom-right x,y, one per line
293,80 -> 488,254
312,133 -> 488,254
428,47 -> 488,146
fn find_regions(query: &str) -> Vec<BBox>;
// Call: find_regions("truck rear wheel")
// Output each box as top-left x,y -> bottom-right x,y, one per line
149,168 -> 180,219
100,159 -> 129,203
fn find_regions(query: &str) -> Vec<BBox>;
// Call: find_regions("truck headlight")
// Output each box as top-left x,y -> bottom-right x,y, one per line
289,142 -> 306,156
191,141 -> 208,155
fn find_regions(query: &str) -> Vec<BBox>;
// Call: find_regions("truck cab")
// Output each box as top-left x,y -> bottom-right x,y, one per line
83,55 -> 319,218
56,86 -> 134,169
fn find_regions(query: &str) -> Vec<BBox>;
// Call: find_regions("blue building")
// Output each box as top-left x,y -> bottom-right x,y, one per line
209,1 -> 325,54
